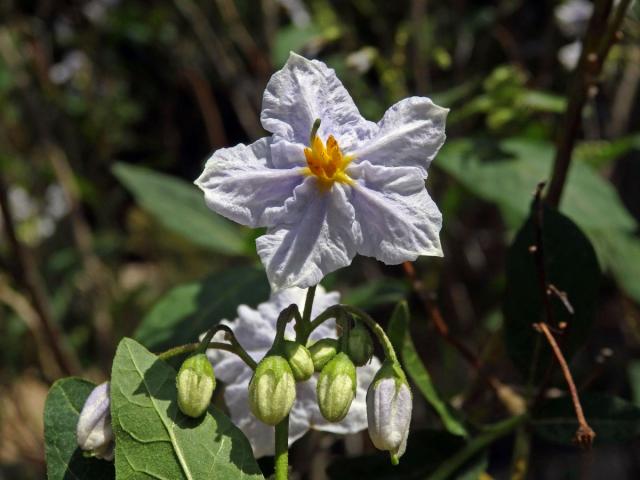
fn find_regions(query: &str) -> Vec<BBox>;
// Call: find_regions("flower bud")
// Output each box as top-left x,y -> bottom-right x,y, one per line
366,361 -> 412,464
249,355 -> 296,425
308,338 -> 339,372
283,340 -> 314,382
317,352 -> 357,422
347,323 -> 374,366
76,381 -> 114,461
176,353 -> 216,418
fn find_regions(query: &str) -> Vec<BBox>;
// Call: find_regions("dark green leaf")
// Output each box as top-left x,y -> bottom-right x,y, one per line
342,279 -> 410,309
111,338 -> 263,479
387,302 -> 468,437
326,429 -> 485,480
112,162 -> 251,256
134,266 -> 269,350
503,205 -> 600,378
533,393 -> 640,444
44,378 -> 115,480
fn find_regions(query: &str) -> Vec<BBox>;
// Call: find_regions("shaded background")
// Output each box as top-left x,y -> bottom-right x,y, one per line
1,0 -> 640,478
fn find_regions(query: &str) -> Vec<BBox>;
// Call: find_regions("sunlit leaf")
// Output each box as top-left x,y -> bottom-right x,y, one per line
111,338 -> 263,479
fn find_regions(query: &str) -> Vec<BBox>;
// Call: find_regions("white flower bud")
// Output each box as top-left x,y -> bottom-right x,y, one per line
76,381 -> 114,461
176,353 -> 216,418
317,352 -> 357,422
249,355 -> 296,425
366,362 -> 412,464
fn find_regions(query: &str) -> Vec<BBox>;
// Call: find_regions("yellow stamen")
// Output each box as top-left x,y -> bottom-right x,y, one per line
302,134 -> 353,190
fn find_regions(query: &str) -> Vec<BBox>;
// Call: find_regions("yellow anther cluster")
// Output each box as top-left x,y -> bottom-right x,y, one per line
303,135 -> 353,190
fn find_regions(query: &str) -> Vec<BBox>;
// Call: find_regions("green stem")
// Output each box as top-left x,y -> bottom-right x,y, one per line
274,415 -> 290,480
427,415 -> 527,480
340,305 -> 399,363
296,286 -> 319,344
158,340 -> 257,370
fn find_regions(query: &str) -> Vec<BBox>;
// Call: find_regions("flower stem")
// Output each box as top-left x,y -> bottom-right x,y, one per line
158,340 -> 257,370
274,415 -> 289,480
296,286 -> 317,344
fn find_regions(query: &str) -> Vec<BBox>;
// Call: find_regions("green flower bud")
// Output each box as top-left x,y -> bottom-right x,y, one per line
283,340 -> 314,382
347,323 -> 374,366
176,353 -> 216,418
249,355 -> 296,425
308,338 -> 339,372
317,352 -> 357,422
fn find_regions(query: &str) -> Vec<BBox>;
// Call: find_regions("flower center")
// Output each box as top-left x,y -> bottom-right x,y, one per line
302,134 -> 354,190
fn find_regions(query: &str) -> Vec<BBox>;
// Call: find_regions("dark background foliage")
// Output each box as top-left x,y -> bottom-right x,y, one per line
1,0 -> 640,478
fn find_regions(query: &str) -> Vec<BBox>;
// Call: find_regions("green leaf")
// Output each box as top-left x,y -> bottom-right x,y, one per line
111,338 -> 263,479
589,231 -> 640,303
272,24 -> 322,67
44,378 -> 115,480
437,138 -> 636,232
503,205 -> 600,378
387,302 -> 468,437
326,429 -> 485,480
342,278 -> 410,309
134,266 -> 269,351
533,393 -> 640,444
112,162 -> 251,256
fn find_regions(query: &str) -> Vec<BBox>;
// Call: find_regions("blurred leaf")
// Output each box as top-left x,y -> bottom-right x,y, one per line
521,90 -> 566,113
533,393 -> 640,444
44,378 -> 115,480
111,338 -> 263,479
342,278 -> 410,309
387,302 -> 468,437
327,429 -> 485,480
112,162 -> 251,256
503,205 -> 600,378
628,361 -> 640,407
589,231 -> 640,303
574,134 -> 640,169
272,24 -> 322,67
437,139 -> 636,232
134,266 -> 269,350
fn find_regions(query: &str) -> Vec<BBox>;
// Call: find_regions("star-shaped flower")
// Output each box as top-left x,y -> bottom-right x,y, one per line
196,52 -> 447,290
205,286 -> 380,458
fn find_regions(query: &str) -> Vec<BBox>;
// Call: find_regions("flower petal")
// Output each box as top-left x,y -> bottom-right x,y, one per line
351,97 -> 448,177
195,137 -> 303,228
261,52 -> 375,151
349,162 -> 442,263
256,180 -> 360,290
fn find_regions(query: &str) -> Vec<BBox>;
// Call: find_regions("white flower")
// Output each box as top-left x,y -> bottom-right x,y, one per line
205,286 -> 381,458
196,53 -> 447,291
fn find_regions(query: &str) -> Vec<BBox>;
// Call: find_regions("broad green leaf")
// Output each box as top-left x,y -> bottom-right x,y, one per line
112,162 -> 251,256
387,301 -> 468,437
437,138 -> 636,232
326,429 -> 485,480
44,378 -> 115,480
134,265 -> 269,350
111,338 -> 263,479
589,231 -> 640,303
573,134 -> 640,169
503,205 -> 600,378
342,278 -> 410,309
533,393 -> 640,444
272,24 -> 322,67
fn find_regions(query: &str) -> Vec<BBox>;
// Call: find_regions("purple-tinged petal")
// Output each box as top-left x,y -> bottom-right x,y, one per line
351,97 -> 447,177
256,180 -> 360,290
349,162 -> 442,263
261,52 -> 375,151
195,137 -> 303,228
